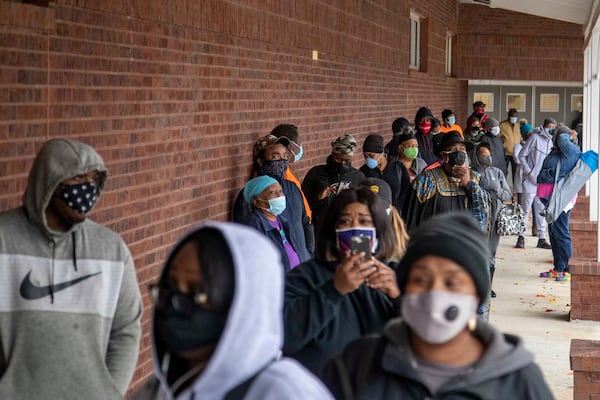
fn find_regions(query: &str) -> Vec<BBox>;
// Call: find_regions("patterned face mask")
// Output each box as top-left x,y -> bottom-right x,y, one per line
58,181 -> 99,214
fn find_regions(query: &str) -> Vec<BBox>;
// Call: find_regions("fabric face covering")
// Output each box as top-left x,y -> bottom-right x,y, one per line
478,155 -> 492,167
59,181 -> 99,214
446,150 -> 467,166
419,122 -> 432,134
490,126 -> 500,136
336,227 -> 378,255
401,290 -> 477,344
446,116 -> 456,126
403,147 -> 419,159
258,159 -> 289,181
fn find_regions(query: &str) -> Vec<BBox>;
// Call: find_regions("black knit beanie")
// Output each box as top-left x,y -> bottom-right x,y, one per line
362,134 -> 384,153
397,211 -> 491,306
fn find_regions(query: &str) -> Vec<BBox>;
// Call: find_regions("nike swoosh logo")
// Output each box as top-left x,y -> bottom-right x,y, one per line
20,270 -> 102,300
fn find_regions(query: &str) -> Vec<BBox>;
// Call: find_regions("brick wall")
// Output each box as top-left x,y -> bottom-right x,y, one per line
456,4 -> 584,81
0,0 -> 470,395
0,0 -> 589,396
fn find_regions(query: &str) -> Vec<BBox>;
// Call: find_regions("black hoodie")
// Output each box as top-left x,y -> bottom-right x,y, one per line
414,107 -> 437,165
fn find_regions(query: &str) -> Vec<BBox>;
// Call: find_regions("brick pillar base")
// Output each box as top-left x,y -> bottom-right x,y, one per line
570,339 -> 600,399
570,259 -> 600,321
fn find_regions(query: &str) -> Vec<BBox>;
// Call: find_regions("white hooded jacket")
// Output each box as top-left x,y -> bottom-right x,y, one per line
133,222 -> 332,400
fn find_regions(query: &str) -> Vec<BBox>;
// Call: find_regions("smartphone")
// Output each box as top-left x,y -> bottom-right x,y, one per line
350,236 -> 372,260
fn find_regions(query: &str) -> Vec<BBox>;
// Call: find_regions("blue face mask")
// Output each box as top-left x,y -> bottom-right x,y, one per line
293,145 -> 303,163
365,157 -> 378,169
509,117 -> 518,124
263,195 -> 286,216
446,116 -> 456,125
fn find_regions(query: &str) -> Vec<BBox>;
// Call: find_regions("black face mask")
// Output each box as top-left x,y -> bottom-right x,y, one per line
447,151 -> 467,166
258,159 -> 289,181
155,307 -> 227,354
327,157 -> 352,174
59,181 -> 99,214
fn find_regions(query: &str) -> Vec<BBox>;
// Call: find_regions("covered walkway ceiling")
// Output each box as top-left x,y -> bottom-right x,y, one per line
459,0 -> 594,25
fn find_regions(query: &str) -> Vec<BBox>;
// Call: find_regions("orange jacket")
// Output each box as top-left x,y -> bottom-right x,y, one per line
285,167 -> 312,221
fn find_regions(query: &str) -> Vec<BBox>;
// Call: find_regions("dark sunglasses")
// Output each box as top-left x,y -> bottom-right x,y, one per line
148,283 -> 208,316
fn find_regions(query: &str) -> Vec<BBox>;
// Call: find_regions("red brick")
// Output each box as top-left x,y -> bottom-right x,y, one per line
0,1 -> 589,398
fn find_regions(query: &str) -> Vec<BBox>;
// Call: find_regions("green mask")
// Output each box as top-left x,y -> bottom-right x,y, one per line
403,147 -> 419,159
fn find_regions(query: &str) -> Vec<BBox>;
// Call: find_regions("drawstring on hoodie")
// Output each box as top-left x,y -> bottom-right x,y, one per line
72,231 -> 78,272
50,241 -> 55,304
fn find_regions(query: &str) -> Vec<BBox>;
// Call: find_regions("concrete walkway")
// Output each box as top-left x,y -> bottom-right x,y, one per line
491,233 -> 600,400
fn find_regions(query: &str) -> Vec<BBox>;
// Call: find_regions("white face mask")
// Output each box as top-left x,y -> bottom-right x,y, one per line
490,126 -> 500,136
401,290 -> 477,344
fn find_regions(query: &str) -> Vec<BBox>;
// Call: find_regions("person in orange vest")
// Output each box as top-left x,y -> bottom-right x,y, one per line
439,109 -> 464,138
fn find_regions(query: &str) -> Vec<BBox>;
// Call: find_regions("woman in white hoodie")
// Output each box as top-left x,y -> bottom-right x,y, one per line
134,222 -> 332,400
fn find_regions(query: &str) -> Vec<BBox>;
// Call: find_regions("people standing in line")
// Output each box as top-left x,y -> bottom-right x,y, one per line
473,143 -> 512,298
439,109 -> 464,138
470,100 -> 489,126
413,107 -> 438,165
323,212 -> 554,400
0,139 -> 143,399
233,134 -> 314,255
283,188 -> 400,377
270,123 -> 313,220
515,118 -> 557,249
385,117 -> 410,157
536,126 -> 583,282
499,108 -> 522,183
134,222 -> 333,399
403,131 -> 490,234
241,175 -> 311,271
464,115 -> 485,145
479,118 -> 508,177
359,133 -> 412,216
302,134 -> 365,231
397,128 -> 427,184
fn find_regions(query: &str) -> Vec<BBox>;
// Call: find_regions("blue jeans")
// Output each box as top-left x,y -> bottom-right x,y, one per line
548,210 -> 572,272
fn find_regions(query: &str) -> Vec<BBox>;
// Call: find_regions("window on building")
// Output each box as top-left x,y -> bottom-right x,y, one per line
445,31 -> 454,76
410,11 -> 422,71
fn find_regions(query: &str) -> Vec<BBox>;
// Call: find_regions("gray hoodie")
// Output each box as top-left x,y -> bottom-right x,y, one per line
518,126 -> 553,193
133,222 -> 333,400
0,139 -> 142,399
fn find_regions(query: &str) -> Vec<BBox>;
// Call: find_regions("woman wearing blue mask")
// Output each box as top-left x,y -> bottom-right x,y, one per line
283,188 -> 400,377
323,212 -> 553,400
241,175 -> 311,272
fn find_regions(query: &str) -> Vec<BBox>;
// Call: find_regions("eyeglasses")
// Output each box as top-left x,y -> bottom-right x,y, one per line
148,283 -> 208,316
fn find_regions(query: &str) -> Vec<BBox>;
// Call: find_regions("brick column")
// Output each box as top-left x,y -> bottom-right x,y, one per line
570,339 -> 600,399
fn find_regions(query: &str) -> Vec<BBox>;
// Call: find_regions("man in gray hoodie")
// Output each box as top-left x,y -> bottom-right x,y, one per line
0,138 -> 142,399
